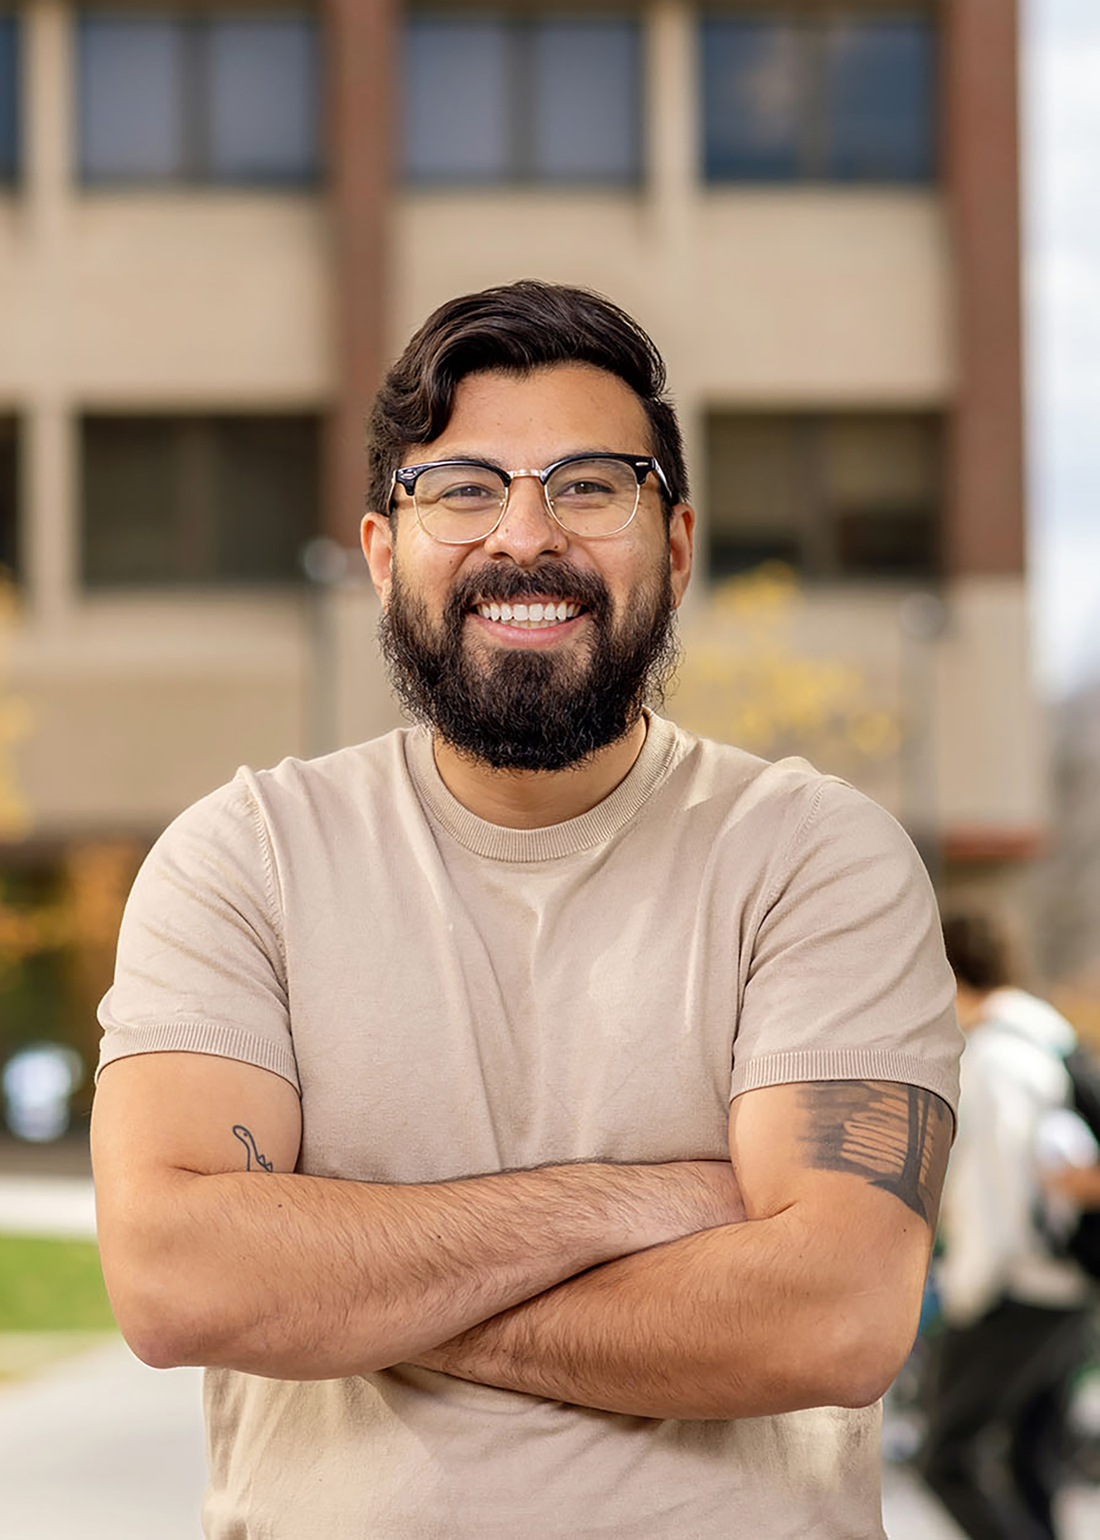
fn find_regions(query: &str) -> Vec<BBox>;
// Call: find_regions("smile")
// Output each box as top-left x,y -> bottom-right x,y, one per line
472,599 -> 584,629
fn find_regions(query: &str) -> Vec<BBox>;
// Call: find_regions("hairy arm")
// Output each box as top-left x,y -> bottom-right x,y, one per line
412,1079 -> 952,1418
92,1052 -> 743,1380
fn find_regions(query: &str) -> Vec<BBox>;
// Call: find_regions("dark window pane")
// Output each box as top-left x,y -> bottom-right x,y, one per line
702,8 -> 936,185
825,19 -> 935,181
532,20 -> 639,181
403,19 -> 511,181
702,18 -> 802,181
707,416 -> 806,576
0,15 -> 18,181
834,508 -> 937,574
822,415 -> 940,577
0,418 -> 18,578
705,412 -> 940,582
82,418 -> 184,585
208,17 -> 320,183
78,18 -> 185,181
82,416 -> 319,588
210,417 -> 319,581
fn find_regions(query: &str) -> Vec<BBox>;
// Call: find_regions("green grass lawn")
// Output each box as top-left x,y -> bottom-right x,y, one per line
0,1234 -> 117,1333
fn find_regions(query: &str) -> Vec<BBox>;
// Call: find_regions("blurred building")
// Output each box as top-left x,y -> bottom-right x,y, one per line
0,2 -> 1037,943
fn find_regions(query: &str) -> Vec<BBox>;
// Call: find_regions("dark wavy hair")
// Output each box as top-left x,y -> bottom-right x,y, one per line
366,280 -> 688,523
941,911 -> 1019,991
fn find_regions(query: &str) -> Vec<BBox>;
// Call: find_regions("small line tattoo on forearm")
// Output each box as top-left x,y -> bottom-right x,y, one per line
232,1125 -> 274,1172
797,1080 -> 951,1225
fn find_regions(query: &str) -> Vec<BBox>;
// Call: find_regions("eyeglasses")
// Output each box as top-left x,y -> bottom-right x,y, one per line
389,453 -> 671,545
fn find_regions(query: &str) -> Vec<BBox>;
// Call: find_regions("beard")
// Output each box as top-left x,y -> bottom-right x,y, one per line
378,555 -> 680,772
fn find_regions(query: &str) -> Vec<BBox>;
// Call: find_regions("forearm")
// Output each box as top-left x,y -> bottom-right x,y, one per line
415,1206 -> 924,1419
101,1159 -> 740,1380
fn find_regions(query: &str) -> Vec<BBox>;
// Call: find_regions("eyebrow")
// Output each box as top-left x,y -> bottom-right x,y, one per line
410,447 -> 635,472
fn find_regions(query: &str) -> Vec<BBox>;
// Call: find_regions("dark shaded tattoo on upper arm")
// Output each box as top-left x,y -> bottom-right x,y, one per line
796,1080 -> 951,1226
232,1124 -> 274,1172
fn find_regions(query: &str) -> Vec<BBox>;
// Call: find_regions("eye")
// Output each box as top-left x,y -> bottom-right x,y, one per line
443,481 -> 498,501
414,466 -> 506,510
559,478 -> 614,497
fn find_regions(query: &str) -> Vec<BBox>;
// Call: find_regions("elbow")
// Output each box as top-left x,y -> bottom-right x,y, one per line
828,1356 -> 904,1412
109,1278 -> 208,1370
815,1303 -> 919,1410
764,1300 -> 918,1414
99,1233 -> 214,1370
125,1324 -> 191,1373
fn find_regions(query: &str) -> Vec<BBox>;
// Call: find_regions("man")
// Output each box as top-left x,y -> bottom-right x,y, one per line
92,280 -> 961,1538
922,910 -> 1094,1539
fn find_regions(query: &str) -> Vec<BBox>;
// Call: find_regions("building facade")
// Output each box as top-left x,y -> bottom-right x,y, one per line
0,1 -> 1038,922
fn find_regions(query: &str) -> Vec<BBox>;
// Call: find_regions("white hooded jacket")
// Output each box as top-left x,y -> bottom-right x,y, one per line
936,987 -> 1092,1326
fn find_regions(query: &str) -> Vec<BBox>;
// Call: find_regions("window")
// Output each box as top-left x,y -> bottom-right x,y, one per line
77,12 -> 320,184
0,14 -> 18,182
81,415 -> 320,588
403,14 -> 640,183
706,413 -> 941,581
702,7 -> 935,182
0,417 -> 17,578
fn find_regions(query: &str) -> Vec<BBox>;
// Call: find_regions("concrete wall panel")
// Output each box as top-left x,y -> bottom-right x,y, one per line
392,191 -> 953,403
0,200 -> 333,399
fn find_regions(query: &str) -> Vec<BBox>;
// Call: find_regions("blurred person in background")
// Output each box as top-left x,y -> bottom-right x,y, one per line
921,910 -> 1095,1539
91,281 -> 960,1539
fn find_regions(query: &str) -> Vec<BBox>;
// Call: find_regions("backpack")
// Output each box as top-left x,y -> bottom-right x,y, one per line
1060,1045 -> 1100,1281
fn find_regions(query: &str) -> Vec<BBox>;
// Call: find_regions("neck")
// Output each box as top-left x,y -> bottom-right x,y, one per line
431,715 -> 649,829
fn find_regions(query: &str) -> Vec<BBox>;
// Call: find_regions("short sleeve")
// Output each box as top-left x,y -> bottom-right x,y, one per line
730,778 -> 961,1116
96,773 -> 299,1092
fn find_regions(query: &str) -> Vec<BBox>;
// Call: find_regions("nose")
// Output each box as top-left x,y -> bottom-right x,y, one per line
480,473 -> 568,565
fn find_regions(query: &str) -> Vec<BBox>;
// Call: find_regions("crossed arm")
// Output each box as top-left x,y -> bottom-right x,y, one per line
92,1052 -> 951,1420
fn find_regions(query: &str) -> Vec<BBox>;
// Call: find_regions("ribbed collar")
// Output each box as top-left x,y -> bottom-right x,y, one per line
405,711 -> 681,863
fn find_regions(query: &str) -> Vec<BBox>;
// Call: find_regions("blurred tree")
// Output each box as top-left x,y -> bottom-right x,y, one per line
672,564 -> 900,777
0,578 -> 141,1111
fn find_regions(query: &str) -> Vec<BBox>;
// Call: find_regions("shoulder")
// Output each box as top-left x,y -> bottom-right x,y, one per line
142,728 -> 417,890
198,727 -> 421,849
243,727 -> 414,808
660,719 -> 918,884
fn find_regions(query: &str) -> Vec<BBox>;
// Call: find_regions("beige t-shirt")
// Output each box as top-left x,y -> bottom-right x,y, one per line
98,713 -> 960,1539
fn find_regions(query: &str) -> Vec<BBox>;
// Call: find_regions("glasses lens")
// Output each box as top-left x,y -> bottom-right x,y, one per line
413,464 -> 508,542
546,457 -> 640,535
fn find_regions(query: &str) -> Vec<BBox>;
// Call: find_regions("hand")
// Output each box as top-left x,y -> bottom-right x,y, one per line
1041,1161 -> 1100,1208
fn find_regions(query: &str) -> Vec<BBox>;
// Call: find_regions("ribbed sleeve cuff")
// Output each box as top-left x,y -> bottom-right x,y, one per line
95,1021 -> 300,1093
730,1047 -> 959,1121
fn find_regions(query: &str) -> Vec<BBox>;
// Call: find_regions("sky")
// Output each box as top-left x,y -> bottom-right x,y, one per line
1023,0 -> 1100,698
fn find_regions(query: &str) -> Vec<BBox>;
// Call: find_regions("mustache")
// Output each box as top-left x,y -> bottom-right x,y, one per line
448,561 -> 611,615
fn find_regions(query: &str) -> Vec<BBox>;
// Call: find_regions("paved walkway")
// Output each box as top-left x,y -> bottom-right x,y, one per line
0,1171 -> 96,1238
0,1336 -> 206,1539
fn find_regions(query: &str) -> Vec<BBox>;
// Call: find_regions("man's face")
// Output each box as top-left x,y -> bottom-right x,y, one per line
362,364 -> 694,772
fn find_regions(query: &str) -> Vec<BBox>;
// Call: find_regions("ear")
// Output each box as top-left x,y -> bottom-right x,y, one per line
361,511 -> 394,608
668,504 -> 694,608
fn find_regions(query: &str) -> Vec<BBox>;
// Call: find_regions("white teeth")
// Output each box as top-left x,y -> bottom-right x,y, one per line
474,599 -> 582,627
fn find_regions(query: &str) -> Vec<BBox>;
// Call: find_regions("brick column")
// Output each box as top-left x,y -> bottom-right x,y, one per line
942,0 -> 1025,575
322,0 -> 397,543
